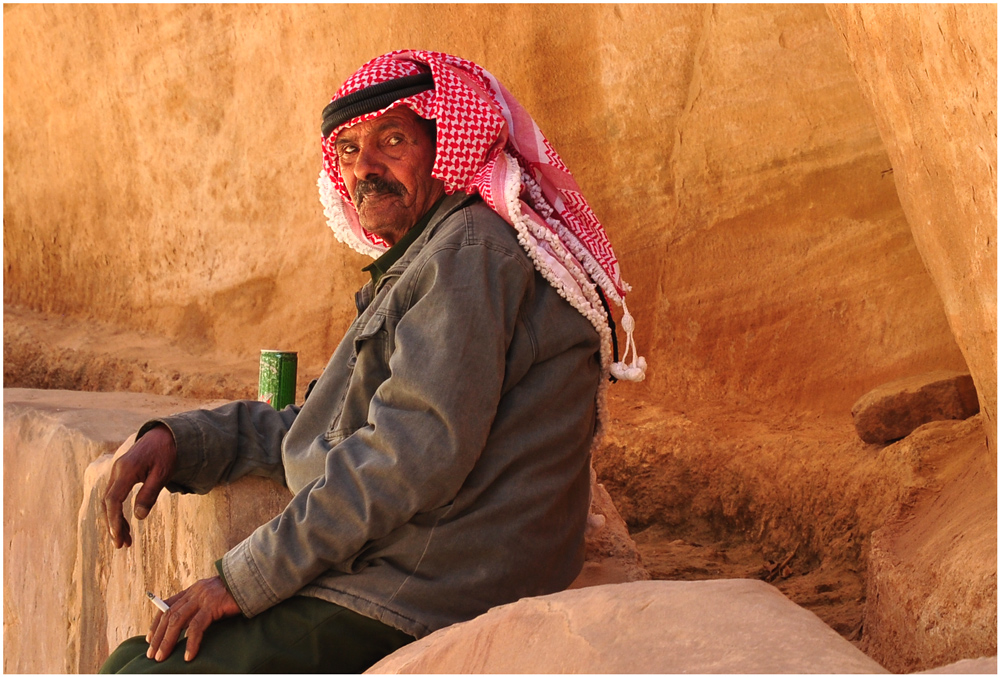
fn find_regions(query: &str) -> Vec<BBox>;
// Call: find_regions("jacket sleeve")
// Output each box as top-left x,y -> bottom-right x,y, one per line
138,400 -> 300,494
220,239 -> 536,617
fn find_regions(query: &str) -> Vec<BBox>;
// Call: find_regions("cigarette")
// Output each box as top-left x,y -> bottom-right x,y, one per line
146,591 -> 170,613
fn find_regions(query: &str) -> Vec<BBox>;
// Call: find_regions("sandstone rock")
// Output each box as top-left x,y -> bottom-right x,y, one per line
861,417 -> 997,672
851,371 -> 979,443
2,389 -> 290,673
2,389 -> 221,673
827,4 -> 998,457
570,472 -> 650,588
918,656 -> 998,674
367,579 -> 887,673
3,3 -> 995,671
4,393 -> 121,674
3,4 -> 969,424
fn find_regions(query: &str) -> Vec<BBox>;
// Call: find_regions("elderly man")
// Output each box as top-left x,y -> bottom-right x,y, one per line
100,50 -> 645,673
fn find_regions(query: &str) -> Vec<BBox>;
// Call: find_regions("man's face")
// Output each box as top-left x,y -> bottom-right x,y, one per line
334,107 -> 446,245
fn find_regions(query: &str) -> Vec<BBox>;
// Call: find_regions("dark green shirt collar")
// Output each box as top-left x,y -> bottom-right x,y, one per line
363,196 -> 446,286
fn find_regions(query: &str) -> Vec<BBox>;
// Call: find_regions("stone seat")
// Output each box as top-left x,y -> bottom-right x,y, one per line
367,578 -> 887,674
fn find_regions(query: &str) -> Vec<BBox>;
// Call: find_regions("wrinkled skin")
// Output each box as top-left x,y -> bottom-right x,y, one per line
145,577 -> 240,663
103,425 -> 177,548
334,107 -> 446,245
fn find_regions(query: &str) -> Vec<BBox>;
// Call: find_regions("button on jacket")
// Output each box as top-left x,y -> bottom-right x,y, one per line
146,192 -> 602,639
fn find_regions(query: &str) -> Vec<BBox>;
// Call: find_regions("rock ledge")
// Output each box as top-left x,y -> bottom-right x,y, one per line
851,371 -> 979,443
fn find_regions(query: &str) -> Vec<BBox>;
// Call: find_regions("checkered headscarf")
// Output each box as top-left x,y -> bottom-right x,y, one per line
318,50 -> 646,384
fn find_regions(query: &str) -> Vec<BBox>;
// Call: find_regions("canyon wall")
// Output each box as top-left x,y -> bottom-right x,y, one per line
3,3 -> 973,417
827,3 -> 998,458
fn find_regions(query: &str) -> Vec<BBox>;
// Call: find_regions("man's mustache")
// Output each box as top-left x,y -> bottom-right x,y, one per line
353,177 -> 406,206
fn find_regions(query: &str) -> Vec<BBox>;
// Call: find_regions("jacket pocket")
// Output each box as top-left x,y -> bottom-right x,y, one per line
348,311 -> 388,368
324,312 -> 391,443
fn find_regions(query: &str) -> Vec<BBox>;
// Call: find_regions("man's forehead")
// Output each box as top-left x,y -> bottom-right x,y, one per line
335,107 -> 423,143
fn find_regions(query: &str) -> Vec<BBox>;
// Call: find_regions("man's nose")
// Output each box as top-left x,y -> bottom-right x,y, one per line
352,145 -> 385,181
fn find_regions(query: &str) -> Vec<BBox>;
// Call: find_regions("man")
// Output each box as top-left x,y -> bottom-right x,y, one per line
100,50 -> 645,673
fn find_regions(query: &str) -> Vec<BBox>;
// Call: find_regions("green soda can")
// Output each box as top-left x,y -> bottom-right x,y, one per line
259,350 -> 297,410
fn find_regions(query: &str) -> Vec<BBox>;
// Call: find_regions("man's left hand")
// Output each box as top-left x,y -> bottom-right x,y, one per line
146,576 -> 240,663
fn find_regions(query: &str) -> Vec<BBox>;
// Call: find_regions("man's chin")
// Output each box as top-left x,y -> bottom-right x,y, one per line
358,208 -> 410,242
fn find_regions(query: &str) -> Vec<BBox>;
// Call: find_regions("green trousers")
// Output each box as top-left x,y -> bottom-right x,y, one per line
99,596 -> 415,673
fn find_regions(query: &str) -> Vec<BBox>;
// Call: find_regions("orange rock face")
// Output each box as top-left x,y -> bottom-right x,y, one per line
3,4 -> 970,414
827,4 -> 998,457
861,417 -> 997,672
851,371 -> 980,444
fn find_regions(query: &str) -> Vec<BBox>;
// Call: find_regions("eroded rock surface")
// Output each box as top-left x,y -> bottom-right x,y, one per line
2,389 -> 290,673
851,371 -> 980,444
861,416 -> 997,672
2,389 -> 225,673
367,579 -> 887,674
3,4 -> 969,420
3,3 -> 995,672
827,4 -> 998,456
570,477 -> 650,588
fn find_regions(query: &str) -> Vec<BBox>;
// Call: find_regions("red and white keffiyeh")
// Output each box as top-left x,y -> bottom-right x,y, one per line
318,50 -> 646,385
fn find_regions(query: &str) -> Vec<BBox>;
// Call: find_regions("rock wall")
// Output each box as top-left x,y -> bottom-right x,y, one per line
1,390 -> 228,673
3,3 -> 970,416
861,417 -> 997,672
826,4 -> 998,457
3,394 -> 124,674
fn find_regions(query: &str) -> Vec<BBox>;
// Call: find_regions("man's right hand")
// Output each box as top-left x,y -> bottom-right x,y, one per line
103,424 -> 178,548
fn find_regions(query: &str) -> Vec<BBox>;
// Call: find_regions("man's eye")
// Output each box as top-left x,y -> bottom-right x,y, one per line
338,145 -> 357,157
387,136 -> 402,146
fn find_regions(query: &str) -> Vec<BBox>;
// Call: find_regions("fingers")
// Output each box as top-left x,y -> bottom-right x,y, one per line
132,469 -> 169,521
102,462 -> 135,549
183,610 -> 212,662
145,590 -> 186,656
101,426 -> 177,548
131,426 -> 177,520
147,596 -> 197,662
144,577 -> 240,663
146,609 -> 163,643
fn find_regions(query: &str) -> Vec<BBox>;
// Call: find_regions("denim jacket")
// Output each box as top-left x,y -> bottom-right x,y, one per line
148,192 -> 601,638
